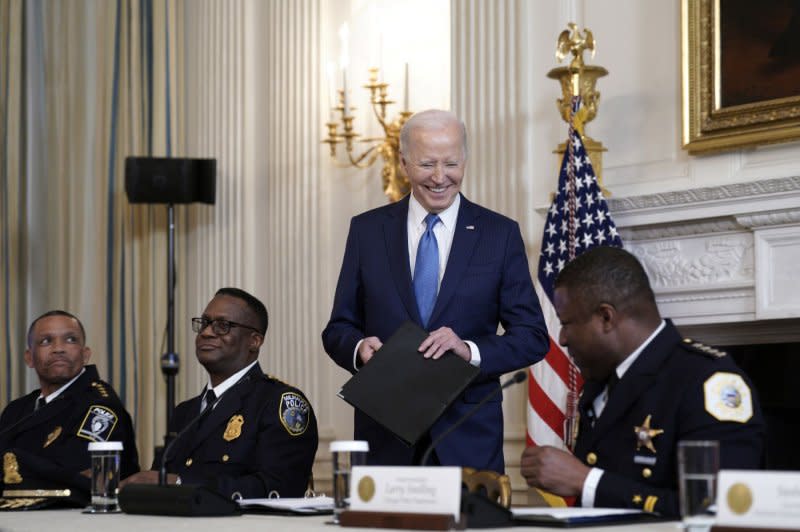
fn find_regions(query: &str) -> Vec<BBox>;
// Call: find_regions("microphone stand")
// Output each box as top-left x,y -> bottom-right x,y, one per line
161,203 -> 180,452
419,371 -> 527,467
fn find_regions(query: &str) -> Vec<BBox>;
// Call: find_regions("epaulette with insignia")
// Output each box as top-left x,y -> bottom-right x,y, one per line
266,373 -> 301,389
91,381 -> 110,398
682,338 -> 727,358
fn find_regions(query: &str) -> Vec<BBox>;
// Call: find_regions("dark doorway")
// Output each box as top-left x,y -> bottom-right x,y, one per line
728,342 -> 800,470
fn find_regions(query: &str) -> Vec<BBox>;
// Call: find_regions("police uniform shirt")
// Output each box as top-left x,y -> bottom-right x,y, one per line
573,320 -> 764,517
162,362 -> 318,499
581,320 -> 665,507
0,364 -> 140,496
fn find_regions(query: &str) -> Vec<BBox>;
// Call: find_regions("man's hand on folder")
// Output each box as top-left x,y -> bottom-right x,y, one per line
418,327 -> 471,362
358,336 -> 383,365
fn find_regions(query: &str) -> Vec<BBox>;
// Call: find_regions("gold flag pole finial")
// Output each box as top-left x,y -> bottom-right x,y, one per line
548,23 -> 609,192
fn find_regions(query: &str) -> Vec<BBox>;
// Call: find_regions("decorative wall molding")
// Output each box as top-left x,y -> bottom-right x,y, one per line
736,209 -> 800,228
607,176 -> 800,213
628,235 -> 753,289
612,178 -> 800,326
619,218 -> 741,241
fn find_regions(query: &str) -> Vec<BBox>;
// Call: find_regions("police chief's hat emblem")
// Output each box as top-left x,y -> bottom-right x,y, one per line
279,392 -> 310,436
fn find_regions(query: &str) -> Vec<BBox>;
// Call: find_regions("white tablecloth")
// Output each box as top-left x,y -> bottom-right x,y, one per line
0,509 -> 685,531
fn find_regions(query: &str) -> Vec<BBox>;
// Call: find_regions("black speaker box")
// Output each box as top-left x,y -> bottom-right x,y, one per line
118,484 -> 239,517
125,157 -> 216,204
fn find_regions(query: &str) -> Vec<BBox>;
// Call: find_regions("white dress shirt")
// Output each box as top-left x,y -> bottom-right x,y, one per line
200,360 -> 259,412
36,367 -> 86,404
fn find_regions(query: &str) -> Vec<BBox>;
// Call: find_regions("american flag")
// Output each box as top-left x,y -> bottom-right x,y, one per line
527,96 -> 623,453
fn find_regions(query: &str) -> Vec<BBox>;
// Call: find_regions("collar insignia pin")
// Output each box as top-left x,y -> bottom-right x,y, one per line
44,426 -> 62,448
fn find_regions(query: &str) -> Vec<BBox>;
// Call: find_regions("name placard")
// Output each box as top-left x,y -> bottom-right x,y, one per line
717,469 -> 800,529
349,466 -> 461,518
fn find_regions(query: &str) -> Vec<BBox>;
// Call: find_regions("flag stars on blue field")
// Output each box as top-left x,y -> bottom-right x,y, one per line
536,106 -> 623,297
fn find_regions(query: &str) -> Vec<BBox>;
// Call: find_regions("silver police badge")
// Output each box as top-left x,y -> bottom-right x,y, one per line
279,392 -> 310,436
77,405 -> 118,442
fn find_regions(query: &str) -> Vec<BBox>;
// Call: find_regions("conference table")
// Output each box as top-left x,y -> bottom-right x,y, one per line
0,509 -> 686,531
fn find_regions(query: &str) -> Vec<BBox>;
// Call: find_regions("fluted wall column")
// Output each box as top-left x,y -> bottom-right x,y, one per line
452,0 -> 547,500
179,0 -> 333,481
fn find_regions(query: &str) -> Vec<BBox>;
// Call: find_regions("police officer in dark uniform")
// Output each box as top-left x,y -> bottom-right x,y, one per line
0,310 -> 139,507
122,287 -> 318,499
520,247 -> 764,518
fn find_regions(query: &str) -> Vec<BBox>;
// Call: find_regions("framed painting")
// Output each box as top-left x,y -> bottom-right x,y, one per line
682,0 -> 800,154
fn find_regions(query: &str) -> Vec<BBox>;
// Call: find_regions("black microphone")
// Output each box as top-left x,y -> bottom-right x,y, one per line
158,395 -> 215,485
418,370 -> 527,467
119,391 -> 238,517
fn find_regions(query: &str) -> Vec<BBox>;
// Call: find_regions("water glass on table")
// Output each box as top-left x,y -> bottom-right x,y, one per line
85,441 -> 123,513
330,440 -> 369,523
678,440 -> 719,530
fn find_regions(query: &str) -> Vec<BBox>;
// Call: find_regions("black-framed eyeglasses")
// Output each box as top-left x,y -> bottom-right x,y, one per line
191,317 -> 261,336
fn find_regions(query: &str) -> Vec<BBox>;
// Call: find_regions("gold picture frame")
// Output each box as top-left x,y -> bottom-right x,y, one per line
682,0 -> 800,154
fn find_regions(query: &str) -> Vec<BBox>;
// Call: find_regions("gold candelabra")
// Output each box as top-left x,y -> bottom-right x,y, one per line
548,23 -> 609,189
322,67 -> 413,202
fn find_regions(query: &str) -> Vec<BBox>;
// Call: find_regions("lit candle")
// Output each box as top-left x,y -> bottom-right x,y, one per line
326,61 -> 336,122
343,69 -> 349,116
378,34 -> 384,82
339,22 -> 350,116
404,62 -> 409,111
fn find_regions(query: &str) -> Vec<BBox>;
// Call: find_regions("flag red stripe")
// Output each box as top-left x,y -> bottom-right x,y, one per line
528,357 -> 566,439
543,338 -> 571,386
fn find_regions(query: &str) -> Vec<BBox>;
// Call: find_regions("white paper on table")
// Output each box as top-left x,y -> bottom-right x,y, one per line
237,496 -> 334,514
512,507 -> 650,525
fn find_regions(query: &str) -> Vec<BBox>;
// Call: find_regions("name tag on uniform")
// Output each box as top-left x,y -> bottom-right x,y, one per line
717,469 -> 800,528
349,466 -> 461,518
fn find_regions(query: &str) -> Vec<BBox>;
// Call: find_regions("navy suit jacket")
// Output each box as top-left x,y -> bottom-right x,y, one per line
322,194 -> 549,472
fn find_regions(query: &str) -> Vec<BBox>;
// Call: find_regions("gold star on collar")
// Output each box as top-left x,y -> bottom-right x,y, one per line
634,414 -> 664,453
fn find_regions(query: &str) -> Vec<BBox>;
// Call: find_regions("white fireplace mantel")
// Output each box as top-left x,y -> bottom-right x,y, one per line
606,176 -> 800,334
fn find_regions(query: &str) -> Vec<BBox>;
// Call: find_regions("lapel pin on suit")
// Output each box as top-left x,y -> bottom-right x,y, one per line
465,225 -> 475,230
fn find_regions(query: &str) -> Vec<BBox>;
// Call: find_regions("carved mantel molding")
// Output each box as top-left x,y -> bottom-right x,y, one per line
606,177 -> 800,327
606,176 -> 800,213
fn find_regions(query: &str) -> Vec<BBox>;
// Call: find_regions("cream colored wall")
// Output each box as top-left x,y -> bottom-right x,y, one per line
173,0 -> 450,493
170,0 -> 800,498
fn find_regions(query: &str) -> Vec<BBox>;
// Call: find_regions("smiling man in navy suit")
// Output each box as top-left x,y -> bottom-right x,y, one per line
322,109 -> 549,473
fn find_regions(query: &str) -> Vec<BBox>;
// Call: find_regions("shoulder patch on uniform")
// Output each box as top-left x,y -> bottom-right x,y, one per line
704,372 -> 753,423
77,405 -> 118,442
279,391 -> 310,436
684,339 -> 727,358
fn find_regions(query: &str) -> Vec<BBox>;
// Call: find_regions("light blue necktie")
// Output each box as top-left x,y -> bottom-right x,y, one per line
413,213 -> 441,328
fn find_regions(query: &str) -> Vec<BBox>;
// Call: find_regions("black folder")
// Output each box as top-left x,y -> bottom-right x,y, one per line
338,321 -> 480,446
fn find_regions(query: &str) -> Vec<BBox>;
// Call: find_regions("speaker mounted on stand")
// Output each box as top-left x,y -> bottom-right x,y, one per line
124,156 -> 216,449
